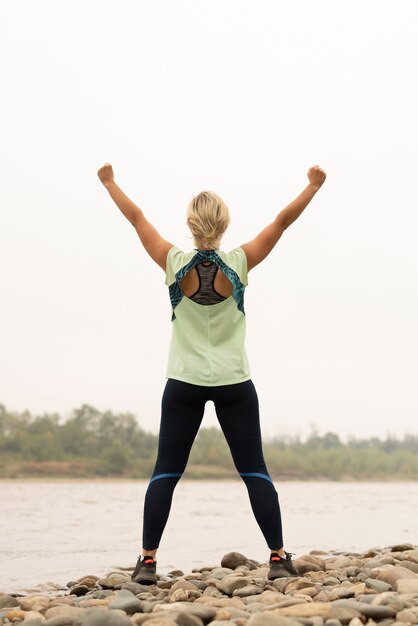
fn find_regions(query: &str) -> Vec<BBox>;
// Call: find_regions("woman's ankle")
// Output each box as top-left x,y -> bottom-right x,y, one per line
142,549 -> 157,558
271,547 -> 286,557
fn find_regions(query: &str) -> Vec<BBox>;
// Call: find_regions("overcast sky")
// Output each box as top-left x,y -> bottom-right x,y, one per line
1,0 -> 417,441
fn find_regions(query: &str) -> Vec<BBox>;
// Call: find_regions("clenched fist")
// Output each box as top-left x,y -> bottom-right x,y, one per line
308,165 -> 326,190
97,163 -> 114,187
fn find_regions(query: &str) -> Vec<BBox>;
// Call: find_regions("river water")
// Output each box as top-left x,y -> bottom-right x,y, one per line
0,479 -> 417,594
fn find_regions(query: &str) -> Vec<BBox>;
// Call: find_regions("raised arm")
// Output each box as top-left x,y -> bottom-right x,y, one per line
97,163 -> 173,271
241,165 -> 326,271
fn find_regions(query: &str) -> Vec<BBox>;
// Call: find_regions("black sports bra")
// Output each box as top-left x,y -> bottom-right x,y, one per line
189,262 -> 227,305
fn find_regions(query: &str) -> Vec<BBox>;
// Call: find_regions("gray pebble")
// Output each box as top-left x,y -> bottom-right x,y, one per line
73,607 -> 131,626
210,567 -> 235,580
108,589 -> 141,614
19,619 -> 45,626
233,584 -> 262,597
45,617 -> 80,626
365,578 -> 392,593
221,551 -> 248,569
0,595 -> 19,608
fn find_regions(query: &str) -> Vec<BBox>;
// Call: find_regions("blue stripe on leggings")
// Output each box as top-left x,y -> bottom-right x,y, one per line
149,472 -> 183,484
239,472 -> 273,483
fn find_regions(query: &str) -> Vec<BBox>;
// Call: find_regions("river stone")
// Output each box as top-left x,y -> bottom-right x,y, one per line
334,600 -> 396,619
44,617 -> 80,626
270,602 -> 332,618
329,587 -> 357,600
97,573 -> 130,588
139,600 -> 160,613
187,580 -> 207,591
152,602 -> 217,621
325,557 -> 353,570
297,618 -> 325,626
286,580 -> 319,594
272,578 -> 293,593
170,589 -> 201,602
275,598 -> 311,608
247,559 -> 261,570
324,620 -> 342,626
73,607 -> 132,625
2,609 -> 26,622
77,598 -> 110,608
210,568 -> 235,580
45,605 -> 87,619
375,565 -> 418,589
363,561 -> 384,570
295,587 -> 320,598
202,586 -> 223,598
256,591 -> 286,604
49,597 -> 78,607
169,580 -> 199,595
19,618 -> 46,626
233,584 -> 262,597
294,559 -> 324,575
205,621 -> 236,626
245,602 -> 270,614
396,579 -> 418,593
216,576 -> 249,595
174,613 -> 205,626
221,552 -> 248,569
365,578 -> 392,592
371,593 -> 405,612
405,548 -> 418,562
215,607 -> 251,620
84,589 -> 114,599
346,567 -> 361,578
70,585 -> 90,597
0,595 -> 19,608
378,556 -> 396,565
20,595 -> 50,611
362,549 -> 380,558
140,617 -> 178,626
298,556 -> 327,571
391,544 -> 415,552
159,580 -> 175,589
17,609 -> 45,622
108,590 -> 142,614
133,611 -> 205,626
348,583 -> 366,595
327,607 -> 363,624
76,576 -> 99,587
399,560 -> 418,574
247,613 -> 303,626
396,609 -> 418,624
195,597 -> 246,610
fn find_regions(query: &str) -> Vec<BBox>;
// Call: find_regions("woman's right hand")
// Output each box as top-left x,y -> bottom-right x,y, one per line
308,165 -> 326,190
97,163 -> 115,187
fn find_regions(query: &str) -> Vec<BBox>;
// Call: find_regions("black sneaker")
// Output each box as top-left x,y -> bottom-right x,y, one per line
131,554 -> 157,585
267,551 -> 298,579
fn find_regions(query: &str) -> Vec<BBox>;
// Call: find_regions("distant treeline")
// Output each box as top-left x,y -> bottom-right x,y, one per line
1,403 -> 418,479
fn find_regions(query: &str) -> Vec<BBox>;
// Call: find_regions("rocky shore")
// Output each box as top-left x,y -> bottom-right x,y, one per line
1,544 -> 418,626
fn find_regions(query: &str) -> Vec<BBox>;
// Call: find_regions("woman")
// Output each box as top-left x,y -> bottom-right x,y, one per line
97,163 -> 326,583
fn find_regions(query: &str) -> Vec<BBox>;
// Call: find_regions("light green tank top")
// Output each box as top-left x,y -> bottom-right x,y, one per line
165,246 -> 250,386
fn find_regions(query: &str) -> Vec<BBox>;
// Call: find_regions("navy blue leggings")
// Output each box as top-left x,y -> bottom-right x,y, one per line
142,378 -> 283,550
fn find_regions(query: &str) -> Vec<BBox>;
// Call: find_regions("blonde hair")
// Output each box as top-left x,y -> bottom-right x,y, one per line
186,190 -> 230,250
